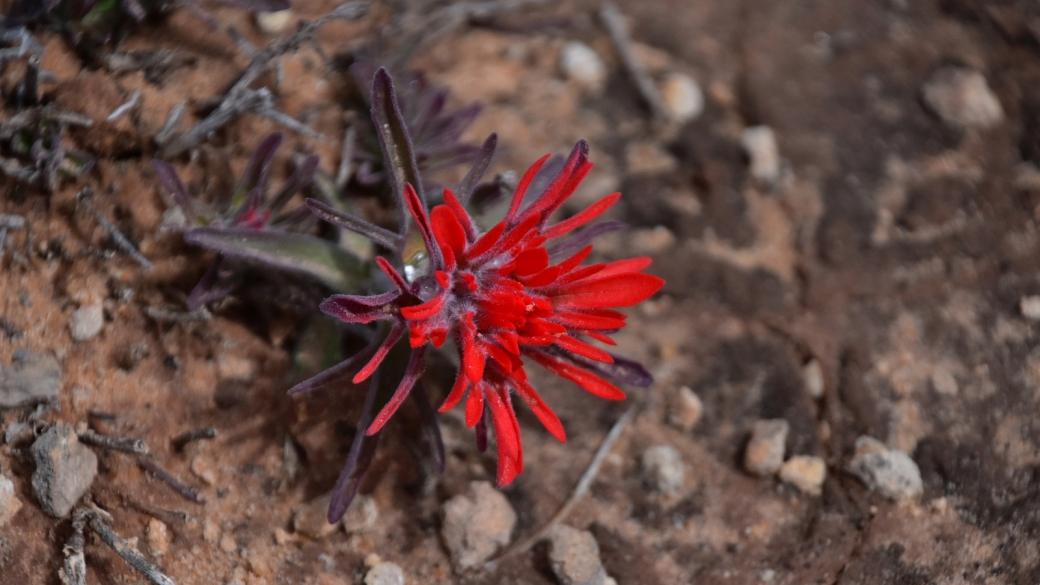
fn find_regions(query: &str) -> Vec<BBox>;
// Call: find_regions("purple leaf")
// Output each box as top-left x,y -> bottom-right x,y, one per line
318,292 -> 400,324
152,160 -> 195,222
327,373 -> 383,524
287,332 -> 382,395
233,133 -> 282,211
305,199 -> 402,250
186,260 -> 237,310
457,133 -> 497,204
546,220 -> 627,261
560,347 -> 654,388
411,381 -> 445,474
371,68 -> 424,244
267,154 -> 319,213
475,411 -> 488,453
210,0 -> 292,14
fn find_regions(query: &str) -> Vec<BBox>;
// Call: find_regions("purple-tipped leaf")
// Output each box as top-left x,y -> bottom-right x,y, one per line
365,348 -> 426,435
184,227 -> 364,292
371,68 -> 424,243
305,199 -> 402,250
411,381 -> 445,474
268,154 -> 319,214
288,332 -> 383,396
211,0 -> 292,11
475,412 -> 488,453
186,260 -> 238,310
560,347 -> 654,388
546,220 -> 627,261
457,133 -> 497,204
318,291 -> 400,324
152,160 -> 196,222
232,133 -> 282,211
327,373 -> 383,524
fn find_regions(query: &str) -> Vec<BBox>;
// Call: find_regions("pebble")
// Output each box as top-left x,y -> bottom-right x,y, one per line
364,562 -> 404,585
146,517 -> 171,556
778,456 -> 827,496
624,141 -> 679,175
547,525 -> 608,585
294,493 -> 338,539
1020,295 -> 1040,321
342,494 -> 378,533
69,304 -> 104,341
641,444 -> 685,494
802,360 -> 824,399
659,72 -> 704,123
31,424 -> 98,517
255,10 -> 295,35
741,126 -> 781,185
847,436 -> 923,501
0,351 -> 62,408
559,41 -> 607,92
744,419 -> 789,476
441,481 -> 517,570
922,67 -> 1003,129
668,386 -> 703,431
0,474 -> 22,527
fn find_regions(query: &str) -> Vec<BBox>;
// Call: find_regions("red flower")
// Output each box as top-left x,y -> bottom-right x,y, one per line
319,141 -> 664,486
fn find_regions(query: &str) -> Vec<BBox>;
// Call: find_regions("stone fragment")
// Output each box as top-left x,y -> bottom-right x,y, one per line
922,67 -> 1003,129
659,72 -> 704,123
0,474 -> 22,527
31,424 -> 98,517
547,525 -> 607,585
256,10 -> 295,35
146,517 -> 171,556
559,41 -> 607,92
668,386 -> 703,431
778,456 -> 827,496
364,562 -> 404,585
0,351 -> 62,408
294,492 -> 338,538
342,494 -> 378,533
1020,295 -> 1040,321
741,126 -> 781,185
802,360 -> 824,399
847,436 -> 923,501
641,444 -> 684,494
744,419 -> 789,476
69,304 -> 104,341
441,481 -> 517,570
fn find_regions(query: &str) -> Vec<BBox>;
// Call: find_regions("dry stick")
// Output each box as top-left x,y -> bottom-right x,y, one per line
171,427 -> 218,451
77,189 -> 154,271
154,102 -> 186,146
77,429 -> 150,455
336,121 -> 356,190
599,3 -> 670,123
61,510 -> 88,585
486,406 -> 637,569
138,457 -> 205,504
144,305 -> 212,324
126,499 -> 191,525
107,90 -> 141,123
414,0 -> 556,45
76,507 -> 177,585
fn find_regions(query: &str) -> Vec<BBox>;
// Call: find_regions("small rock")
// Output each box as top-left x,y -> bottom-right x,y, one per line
668,386 -> 703,431
190,454 -> 218,486
363,553 -> 383,569
778,456 -> 827,496
744,419 -> 789,476
547,525 -> 607,585
294,493 -> 338,539
741,126 -> 781,185
1020,295 -> 1040,321
659,72 -> 704,123
930,368 -> 958,396
559,41 -> 607,92
255,10 -> 295,35
364,562 -> 404,585
0,474 -> 22,527
342,494 -> 378,533
31,424 -> 98,517
0,351 -> 62,408
69,304 -> 104,341
630,226 -> 676,255
641,444 -> 684,494
146,517 -> 171,556
802,360 -> 824,399
922,67 -> 1003,129
219,532 -> 238,553
847,436 -> 923,501
624,141 -> 679,175
441,481 -> 517,570
203,519 -> 221,544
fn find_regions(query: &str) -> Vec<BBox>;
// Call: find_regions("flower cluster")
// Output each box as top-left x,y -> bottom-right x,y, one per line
315,140 -> 664,487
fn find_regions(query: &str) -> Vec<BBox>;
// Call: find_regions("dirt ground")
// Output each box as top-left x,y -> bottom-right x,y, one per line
2,0 -> 1040,583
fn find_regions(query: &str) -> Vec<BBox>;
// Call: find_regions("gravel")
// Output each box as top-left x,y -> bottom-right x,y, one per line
741,126 -> 781,185
668,386 -> 703,431
31,424 -> 98,517
0,350 -> 62,408
802,360 -> 824,399
641,444 -> 685,494
1020,295 -> 1040,321
659,72 -> 704,123
342,493 -> 378,533
441,481 -> 517,570
364,562 -> 404,585
847,436 -> 923,501
293,492 -> 338,538
69,304 -> 104,341
146,517 -> 171,556
0,473 -> 22,527
778,456 -> 827,496
744,419 -> 789,476
560,41 -> 607,92
547,524 -> 608,585
922,67 -> 1003,129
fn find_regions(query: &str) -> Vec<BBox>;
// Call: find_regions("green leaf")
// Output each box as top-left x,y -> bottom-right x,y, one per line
184,227 -> 367,292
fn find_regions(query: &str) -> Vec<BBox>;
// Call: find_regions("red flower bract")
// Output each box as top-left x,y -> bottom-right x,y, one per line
319,140 -> 664,486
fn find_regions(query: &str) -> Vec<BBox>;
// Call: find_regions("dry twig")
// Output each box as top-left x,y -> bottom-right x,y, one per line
77,189 -> 154,270
76,507 -> 176,585
78,429 -> 150,455
138,457 -> 204,504
171,427 -> 218,451
599,3 -> 670,123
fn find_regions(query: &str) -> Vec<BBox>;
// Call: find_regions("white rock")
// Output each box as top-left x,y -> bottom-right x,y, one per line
847,436 -> 923,501
744,419 -> 789,476
0,474 -> 22,527
441,481 -> 517,570
256,10 -> 295,35
69,304 -> 104,341
802,360 -> 824,399
548,525 -> 607,585
641,444 -> 684,494
659,72 -> 704,123
741,126 -> 781,185
1020,295 -> 1040,321
922,67 -> 1003,129
668,386 -> 703,431
778,456 -> 827,496
560,41 -> 607,92
294,493 -> 338,539
342,494 -> 378,533
364,562 -> 404,585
